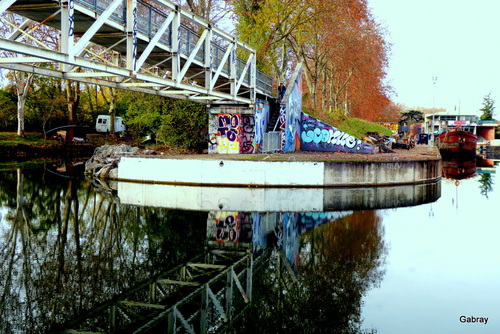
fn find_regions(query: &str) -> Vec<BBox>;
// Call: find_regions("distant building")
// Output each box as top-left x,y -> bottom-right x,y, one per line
423,111 -> 498,144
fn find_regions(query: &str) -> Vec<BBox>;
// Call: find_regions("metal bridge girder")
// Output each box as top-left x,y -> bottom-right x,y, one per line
0,0 -> 273,103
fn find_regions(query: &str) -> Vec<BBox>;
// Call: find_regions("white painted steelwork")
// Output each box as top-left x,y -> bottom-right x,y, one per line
0,0 -> 273,104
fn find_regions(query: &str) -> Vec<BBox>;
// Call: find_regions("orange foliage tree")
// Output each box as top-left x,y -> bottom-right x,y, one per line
232,0 -> 392,121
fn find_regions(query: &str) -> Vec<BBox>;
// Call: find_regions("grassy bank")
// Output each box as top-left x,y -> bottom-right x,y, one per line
0,132 -> 59,146
306,109 -> 393,138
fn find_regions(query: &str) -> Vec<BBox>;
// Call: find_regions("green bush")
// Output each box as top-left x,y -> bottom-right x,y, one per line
157,101 -> 207,151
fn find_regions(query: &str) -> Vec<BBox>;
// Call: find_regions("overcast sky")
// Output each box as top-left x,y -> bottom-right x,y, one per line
369,0 -> 500,116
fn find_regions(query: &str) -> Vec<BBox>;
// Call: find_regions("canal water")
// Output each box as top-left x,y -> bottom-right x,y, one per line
0,157 -> 498,333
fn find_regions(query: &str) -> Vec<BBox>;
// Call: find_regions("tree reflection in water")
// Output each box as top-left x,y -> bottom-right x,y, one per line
0,166 -> 389,334
237,211 -> 387,334
0,167 -> 206,333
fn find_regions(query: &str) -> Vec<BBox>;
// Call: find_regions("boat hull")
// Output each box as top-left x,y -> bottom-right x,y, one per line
437,131 -> 477,156
441,156 -> 476,180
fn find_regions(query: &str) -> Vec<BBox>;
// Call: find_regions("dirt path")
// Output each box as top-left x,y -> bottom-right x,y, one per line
152,144 -> 441,162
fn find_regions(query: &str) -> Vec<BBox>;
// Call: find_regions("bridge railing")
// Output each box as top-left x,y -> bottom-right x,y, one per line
74,0 -> 274,96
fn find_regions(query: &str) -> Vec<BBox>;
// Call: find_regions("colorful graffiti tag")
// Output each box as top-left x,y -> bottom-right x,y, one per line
300,113 -> 374,153
283,76 -> 303,153
254,100 -> 269,149
208,103 -> 268,154
208,211 -> 253,244
241,115 -> 256,153
216,113 -> 241,154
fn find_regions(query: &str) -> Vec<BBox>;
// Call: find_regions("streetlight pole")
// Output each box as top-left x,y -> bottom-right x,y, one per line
431,76 -> 437,143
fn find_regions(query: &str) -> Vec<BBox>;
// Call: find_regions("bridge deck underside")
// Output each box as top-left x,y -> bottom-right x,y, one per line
3,0 -> 273,103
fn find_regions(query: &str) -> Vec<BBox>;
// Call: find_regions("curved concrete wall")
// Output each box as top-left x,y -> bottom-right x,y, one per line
323,160 -> 441,186
118,156 -> 441,187
116,180 -> 440,212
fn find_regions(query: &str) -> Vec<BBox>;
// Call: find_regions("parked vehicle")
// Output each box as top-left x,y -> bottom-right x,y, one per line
95,115 -> 126,133
417,133 -> 429,145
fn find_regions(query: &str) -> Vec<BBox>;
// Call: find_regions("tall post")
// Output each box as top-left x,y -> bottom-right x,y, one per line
204,25 -> 212,94
171,7 -> 181,84
126,0 -> 137,74
60,0 -> 75,72
431,76 -> 437,143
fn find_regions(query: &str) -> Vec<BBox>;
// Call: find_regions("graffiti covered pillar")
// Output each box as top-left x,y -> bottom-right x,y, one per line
208,103 -> 269,154
279,63 -> 304,153
208,106 -> 251,154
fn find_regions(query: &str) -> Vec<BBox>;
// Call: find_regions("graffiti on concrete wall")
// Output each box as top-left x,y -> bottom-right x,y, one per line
216,113 -> 241,154
208,105 -> 261,154
300,113 -> 374,153
208,114 -> 218,154
283,75 -> 303,153
281,212 -> 299,272
208,211 -> 253,244
297,211 -> 352,233
241,115 -> 256,153
254,99 -> 269,149
278,105 -> 286,152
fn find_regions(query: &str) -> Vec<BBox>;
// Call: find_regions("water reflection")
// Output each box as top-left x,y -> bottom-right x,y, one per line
238,211 -> 387,334
441,154 -> 496,200
0,165 -> 442,333
362,158 -> 500,333
117,181 -> 441,212
0,167 -> 207,333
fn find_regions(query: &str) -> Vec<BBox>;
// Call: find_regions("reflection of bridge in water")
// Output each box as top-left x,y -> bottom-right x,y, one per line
55,179 -> 441,332
58,243 -> 262,333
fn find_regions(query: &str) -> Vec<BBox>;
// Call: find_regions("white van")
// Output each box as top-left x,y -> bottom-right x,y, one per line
95,115 -> 126,133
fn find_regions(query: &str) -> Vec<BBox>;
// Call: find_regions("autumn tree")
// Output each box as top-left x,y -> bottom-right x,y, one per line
376,102 -> 405,123
307,1 -> 391,120
479,92 -> 495,120
233,0 -> 317,77
26,74 -> 67,134
233,0 -> 391,120
172,0 -> 234,27
400,110 -> 424,126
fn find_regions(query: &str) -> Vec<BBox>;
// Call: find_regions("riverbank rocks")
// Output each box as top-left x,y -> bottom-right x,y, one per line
85,144 -> 141,179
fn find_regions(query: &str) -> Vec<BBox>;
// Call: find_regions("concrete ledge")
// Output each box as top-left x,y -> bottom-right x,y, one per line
324,159 -> 441,186
118,155 -> 441,187
117,181 -> 441,212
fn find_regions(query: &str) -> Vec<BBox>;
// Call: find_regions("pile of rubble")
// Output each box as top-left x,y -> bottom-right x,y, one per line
362,132 -> 395,153
363,132 -> 414,153
84,144 -> 155,179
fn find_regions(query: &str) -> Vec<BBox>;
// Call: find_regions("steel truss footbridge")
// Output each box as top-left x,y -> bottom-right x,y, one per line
0,0 -> 274,105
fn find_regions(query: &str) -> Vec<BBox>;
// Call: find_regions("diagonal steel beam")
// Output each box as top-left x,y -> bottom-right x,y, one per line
135,11 -> 175,70
0,0 -> 16,13
178,29 -> 208,80
73,0 -> 124,56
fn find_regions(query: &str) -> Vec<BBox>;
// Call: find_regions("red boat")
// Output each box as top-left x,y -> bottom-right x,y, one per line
441,156 -> 476,180
436,130 -> 477,156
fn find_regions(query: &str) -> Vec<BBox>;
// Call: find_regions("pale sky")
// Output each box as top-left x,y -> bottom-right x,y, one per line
369,0 -> 500,116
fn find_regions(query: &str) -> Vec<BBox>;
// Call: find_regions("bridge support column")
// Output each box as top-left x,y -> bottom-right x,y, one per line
207,105 -> 255,154
126,0 -> 138,73
60,0 -> 75,72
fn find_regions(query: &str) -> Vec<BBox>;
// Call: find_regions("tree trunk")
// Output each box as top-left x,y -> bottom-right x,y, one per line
14,73 -> 33,137
321,70 -> 328,111
108,88 -> 117,134
17,95 -> 26,137
66,80 -> 80,142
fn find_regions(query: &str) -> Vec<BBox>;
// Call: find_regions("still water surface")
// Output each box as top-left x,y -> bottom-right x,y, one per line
0,159 -> 498,333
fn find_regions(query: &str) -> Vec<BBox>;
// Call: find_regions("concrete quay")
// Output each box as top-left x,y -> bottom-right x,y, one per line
117,145 -> 441,187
